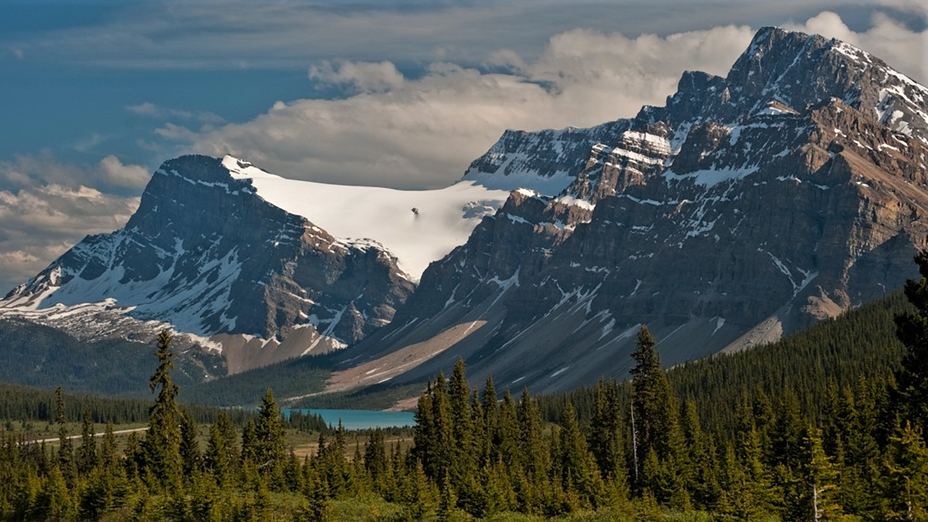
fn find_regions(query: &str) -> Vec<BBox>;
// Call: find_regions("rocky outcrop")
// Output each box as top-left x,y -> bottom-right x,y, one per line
335,27 -> 928,395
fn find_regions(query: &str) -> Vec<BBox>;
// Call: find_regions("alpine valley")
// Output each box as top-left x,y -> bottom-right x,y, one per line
3,27 -> 927,403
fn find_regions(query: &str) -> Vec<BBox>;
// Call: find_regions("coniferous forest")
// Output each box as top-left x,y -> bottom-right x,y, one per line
0,254 -> 927,521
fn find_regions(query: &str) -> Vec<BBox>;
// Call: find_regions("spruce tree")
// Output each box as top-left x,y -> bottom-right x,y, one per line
179,410 -> 202,478
518,387 -> 547,480
448,359 -> 475,485
205,412 -> 237,485
144,329 -> 182,490
803,426 -> 843,522
895,249 -> 928,430
101,421 -> 118,469
590,378 -> 626,488
77,407 -> 98,474
363,428 -> 387,487
254,388 -> 286,477
630,326 -> 685,493
494,389 -> 520,468
54,387 -> 75,483
881,421 -> 928,520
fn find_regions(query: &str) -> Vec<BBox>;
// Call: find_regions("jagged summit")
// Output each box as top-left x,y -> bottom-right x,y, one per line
3,27 -> 928,395
334,27 -> 928,395
466,27 -> 927,203
0,154 -> 512,372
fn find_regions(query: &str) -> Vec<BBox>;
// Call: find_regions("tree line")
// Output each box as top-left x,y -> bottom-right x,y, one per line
0,252 -> 926,520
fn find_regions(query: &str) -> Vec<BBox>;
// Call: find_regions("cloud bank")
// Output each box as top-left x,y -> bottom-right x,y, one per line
1,7 -> 924,292
174,11 -> 925,188
0,154 -> 145,292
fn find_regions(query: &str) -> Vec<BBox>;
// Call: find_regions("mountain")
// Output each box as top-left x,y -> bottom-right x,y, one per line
2,26 -> 926,400
1,155 -> 509,374
324,27 -> 928,397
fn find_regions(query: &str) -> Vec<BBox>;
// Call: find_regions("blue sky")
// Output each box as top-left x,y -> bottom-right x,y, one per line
0,0 -> 925,292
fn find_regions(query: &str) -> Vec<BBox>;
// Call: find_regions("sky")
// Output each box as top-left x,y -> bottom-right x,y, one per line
0,0 -> 926,294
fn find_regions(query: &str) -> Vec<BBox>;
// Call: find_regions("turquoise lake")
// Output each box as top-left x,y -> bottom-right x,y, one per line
284,409 -> 415,430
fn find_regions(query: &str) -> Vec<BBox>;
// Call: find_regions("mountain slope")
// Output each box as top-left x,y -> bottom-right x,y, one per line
329,27 -> 928,396
1,155 -> 509,373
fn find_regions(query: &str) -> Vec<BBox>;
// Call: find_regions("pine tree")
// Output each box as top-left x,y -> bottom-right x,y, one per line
205,412 -> 237,485
241,420 -> 258,465
77,407 -> 98,474
144,329 -> 182,490
448,359 -> 475,485
881,421 -> 928,521
101,421 -> 118,469
254,388 -> 287,477
363,427 -> 387,487
430,373 -> 453,484
804,426 -> 843,522
36,464 -> 73,521
53,387 -> 75,484
518,387 -> 548,480
590,378 -> 626,489
557,402 -> 605,507
494,389 -> 520,468
180,410 -> 202,478
895,249 -> 928,430
482,375 -> 499,452
630,326 -> 685,494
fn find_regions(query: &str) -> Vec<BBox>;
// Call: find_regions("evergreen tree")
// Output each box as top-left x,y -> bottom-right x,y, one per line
36,464 -> 73,521
241,420 -> 258,465
895,249 -> 928,430
630,326 -> 685,493
205,411 -> 237,485
77,407 -> 98,474
494,389 -> 520,468
180,410 -> 202,478
518,387 -> 547,480
363,427 -> 387,487
557,402 -> 606,507
482,375 -> 499,450
430,373 -> 453,484
448,359 -> 475,486
144,329 -> 182,490
53,387 -> 74,483
101,421 -> 118,470
718,444 -> 766,522
881,421 -> 928,521
803,426 -> 843,522
254,388 -> 287,476
590,378 -> 626,488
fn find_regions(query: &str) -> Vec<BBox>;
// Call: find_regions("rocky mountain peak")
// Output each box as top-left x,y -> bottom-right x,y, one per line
2,154 -> 415,364
336,27 -> 928,396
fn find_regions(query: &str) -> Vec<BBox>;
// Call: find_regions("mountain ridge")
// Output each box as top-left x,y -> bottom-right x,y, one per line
2,26 -> 927,394
326,26 -> 928,396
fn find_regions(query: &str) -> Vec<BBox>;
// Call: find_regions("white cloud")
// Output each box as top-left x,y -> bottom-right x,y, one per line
0,152 -> 151,191
0,153 -> 149,292
785,11 -> 928,81
0,183 -> 140,293
310,60 -> 406,94
189,24 -> 756,188
180,11 -> 925,189
127,102 -> 224,125
98,155 -> 151,189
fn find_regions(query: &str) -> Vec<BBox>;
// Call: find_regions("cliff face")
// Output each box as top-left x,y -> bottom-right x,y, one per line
2,155 -> 414,364
334,28 -> 928,394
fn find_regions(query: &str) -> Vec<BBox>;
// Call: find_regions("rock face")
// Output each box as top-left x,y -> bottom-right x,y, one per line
335,27 -> 928,395
2,156 -> 414,367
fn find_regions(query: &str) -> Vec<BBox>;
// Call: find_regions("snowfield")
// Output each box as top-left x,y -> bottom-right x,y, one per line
223,156 -> 511,281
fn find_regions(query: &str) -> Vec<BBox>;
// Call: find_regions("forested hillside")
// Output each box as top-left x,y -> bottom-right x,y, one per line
0,271 -> 923,520
0,319 -> 224,396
